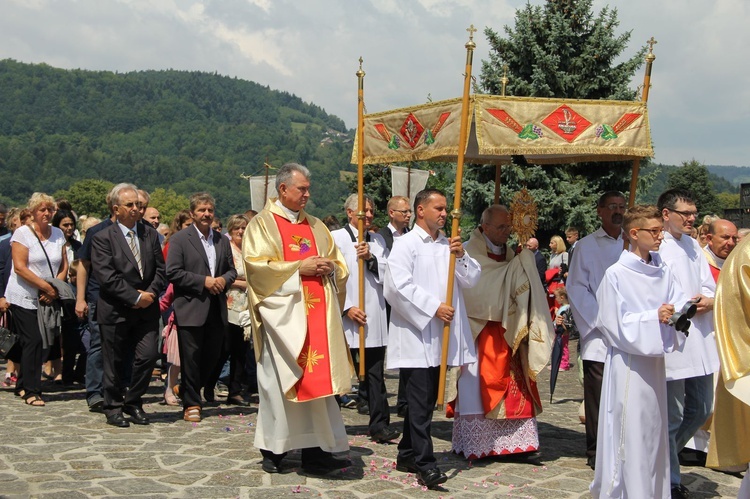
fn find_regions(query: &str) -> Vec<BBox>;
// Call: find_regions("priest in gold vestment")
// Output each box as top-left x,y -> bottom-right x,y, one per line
451,205 -> 553,459
243,163 -> 352,475
707,234 -> 750,496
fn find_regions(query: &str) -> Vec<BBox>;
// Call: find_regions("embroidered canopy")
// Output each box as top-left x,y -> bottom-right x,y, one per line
351,94 -> 652,165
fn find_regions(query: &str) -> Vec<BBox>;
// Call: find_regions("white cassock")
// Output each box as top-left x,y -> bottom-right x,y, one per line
658,232 -> 719,381
590,250 -> 689,499
383,224 -> 480,369
566,228 -> 624,363
331,225 -> 389,348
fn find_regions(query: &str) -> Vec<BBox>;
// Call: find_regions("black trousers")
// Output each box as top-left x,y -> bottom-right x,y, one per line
205,323 -> 248,398
351,346 -> 390,433
177,298 -> 224,409
583,360 -> 604,459
12,305 -> 45,398
398,366 -> 440,472
100,317 -> 159,417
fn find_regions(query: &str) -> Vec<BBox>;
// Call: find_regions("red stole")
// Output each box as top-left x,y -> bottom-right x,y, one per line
709,264 -> 720,283
274,214 -> 333,401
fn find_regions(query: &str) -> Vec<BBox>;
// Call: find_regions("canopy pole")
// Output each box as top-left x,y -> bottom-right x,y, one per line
437,26 -> 476,411
626,38 -> 657,249
494,165 -> 502,204
355,58 -> 367,382
356,57 -> 366,381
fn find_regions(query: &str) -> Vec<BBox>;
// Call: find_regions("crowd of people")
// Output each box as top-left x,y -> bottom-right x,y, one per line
1,166 -> 749,496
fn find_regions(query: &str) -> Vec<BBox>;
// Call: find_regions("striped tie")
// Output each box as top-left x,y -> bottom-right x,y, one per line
127,229 -> 143,277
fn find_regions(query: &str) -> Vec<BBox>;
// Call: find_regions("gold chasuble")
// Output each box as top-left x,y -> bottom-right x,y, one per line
243,200 -> 352,402
707,235 -> 750,469
458,228 -> 553,419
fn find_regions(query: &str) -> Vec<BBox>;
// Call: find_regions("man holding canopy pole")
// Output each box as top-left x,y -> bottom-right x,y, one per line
331,193 -> 399,443
384,188 -> 480,488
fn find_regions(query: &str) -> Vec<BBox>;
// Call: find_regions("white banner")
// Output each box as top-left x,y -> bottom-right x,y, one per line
248,176 -> 277,212
391,166 -> 430,201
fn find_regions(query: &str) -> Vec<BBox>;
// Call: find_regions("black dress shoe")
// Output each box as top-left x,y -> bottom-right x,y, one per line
371,427 -> 400,443
226,396 -> 251,407
106,413 -> 130,428
357,402 -> 370,415
395,457 -> 419,473
586,456 -> 596,470
671,484 -> 690,499
89,400 -> 104,413
417,468 -> 448,488
123,405 -> 150,425
301,454 -> 350,474
261,457 -> 283,473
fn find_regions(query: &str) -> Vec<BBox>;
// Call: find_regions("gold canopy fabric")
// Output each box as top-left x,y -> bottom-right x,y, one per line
351,95 -> 652,165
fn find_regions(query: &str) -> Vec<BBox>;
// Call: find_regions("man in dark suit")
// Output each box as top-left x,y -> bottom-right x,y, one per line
525,237 -> 547,288
378,195 -> 411,418
166,192 -> 236,423
91,183 -> 166,428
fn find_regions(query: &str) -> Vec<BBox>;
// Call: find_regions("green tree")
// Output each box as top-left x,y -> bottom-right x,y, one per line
462,0 -> 647,241
55,179 -> 114,218
149,188 -> 190,224
666,160 -> 723,217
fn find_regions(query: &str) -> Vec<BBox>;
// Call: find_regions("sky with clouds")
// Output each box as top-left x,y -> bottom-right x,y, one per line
2,0 -> 748,167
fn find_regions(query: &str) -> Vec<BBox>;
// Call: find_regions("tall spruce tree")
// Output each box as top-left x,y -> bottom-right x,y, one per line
462,0 -> 648,244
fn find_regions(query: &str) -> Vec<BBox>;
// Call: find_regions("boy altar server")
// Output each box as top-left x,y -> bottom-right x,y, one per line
590,205 -> 689,498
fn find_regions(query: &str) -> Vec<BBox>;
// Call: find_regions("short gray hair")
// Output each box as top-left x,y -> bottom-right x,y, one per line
344,193 -> 375,213
109,183 -> 139,208
275,163 -> 311,190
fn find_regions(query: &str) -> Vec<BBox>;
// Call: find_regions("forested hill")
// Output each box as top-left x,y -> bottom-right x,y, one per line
0,59 -> 355,218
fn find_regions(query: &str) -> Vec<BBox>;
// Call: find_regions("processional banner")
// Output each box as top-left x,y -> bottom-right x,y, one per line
248,176 -> 277,212
352,95 -> 653,165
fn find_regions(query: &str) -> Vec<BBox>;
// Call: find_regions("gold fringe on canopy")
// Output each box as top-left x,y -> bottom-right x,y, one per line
351,95 -> 653,165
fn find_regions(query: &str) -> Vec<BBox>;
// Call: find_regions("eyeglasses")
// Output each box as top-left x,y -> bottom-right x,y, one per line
120,202 -> 143,209
393,209 -> 412,215
605,203 -> 626,211
635,227 -> 664,237
668,208 -> 698,219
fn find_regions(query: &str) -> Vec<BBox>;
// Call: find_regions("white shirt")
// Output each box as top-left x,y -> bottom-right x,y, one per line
6,225 -> 65,310
658,231 -> 720,380
383,224 -> 480,368
566,227 -> 624,362
387,222 -> 407,238
331,225 -> 389,348
193,224 -> 216,277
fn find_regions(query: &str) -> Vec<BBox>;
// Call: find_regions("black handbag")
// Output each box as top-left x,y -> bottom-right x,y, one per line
0,311 -> 17,359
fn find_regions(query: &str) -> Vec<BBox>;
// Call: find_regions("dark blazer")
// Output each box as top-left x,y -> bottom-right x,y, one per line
166,226 -> 236,328
533,250 -> 547,287
0,237 -> 11,296
379,227 -> 395,251
91,223 -> 167,325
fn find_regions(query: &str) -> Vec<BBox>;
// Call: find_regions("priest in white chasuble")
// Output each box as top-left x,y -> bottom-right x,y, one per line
707,234 -> 750,497
243,163 -> 352,475
450,204 -> 553,460
590,205 -> 689,499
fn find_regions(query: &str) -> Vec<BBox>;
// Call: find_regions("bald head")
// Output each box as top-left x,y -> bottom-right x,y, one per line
480,205 -> 511,246
707,219 -> 738,259
525,237 -> 539,251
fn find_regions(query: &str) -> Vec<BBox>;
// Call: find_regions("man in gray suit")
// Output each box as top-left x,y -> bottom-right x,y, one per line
91,183 -> 166,428
166,192 -> 237,423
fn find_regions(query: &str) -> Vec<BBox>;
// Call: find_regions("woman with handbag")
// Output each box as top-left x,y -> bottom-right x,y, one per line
5,193 -> 68,406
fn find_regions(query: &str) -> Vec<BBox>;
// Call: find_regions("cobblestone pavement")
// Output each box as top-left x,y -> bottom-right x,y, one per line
0,342 -> 742,498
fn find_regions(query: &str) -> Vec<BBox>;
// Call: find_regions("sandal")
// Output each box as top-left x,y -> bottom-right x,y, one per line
183,405 -> 201,422
164,389 -> 180,406
24,395 -> 46,407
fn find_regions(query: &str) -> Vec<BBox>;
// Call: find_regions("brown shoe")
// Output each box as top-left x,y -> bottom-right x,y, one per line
183,405 -> 201,422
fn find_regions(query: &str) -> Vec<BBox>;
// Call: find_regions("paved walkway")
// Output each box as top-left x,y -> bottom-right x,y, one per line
0,342 -> 743,498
